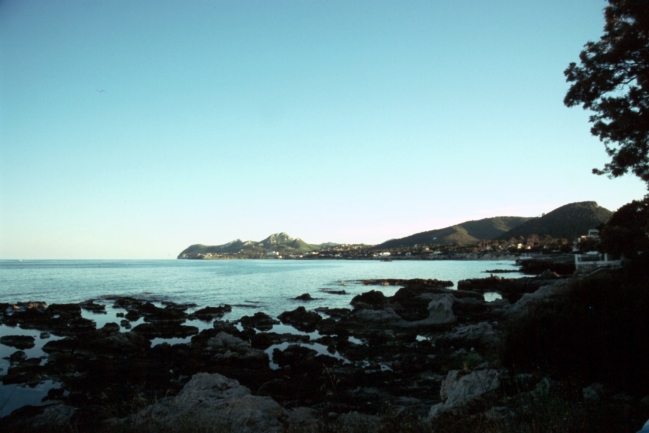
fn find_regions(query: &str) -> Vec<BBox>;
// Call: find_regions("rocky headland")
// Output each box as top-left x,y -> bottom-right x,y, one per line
1,267 -> 648,432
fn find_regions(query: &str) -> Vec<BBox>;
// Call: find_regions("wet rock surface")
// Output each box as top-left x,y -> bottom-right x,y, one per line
240,311 -> 280,331
188,305 -> 232,321
457,274 -> 569,303
278,306 -> 322,332
2,275 -> 644,432
1,335 -> 36,350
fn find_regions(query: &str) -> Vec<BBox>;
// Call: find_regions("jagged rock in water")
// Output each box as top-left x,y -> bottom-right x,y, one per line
351,308 -> 401,323
80,300 -> 106,314
1,335 -> 35,349
350,290 -> 389,309
188,305 -> 232,321
278,307 -> 322,333
240,312 -> 279,331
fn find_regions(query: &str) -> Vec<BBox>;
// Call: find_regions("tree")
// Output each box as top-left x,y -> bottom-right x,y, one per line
598,195 -> 649,258
564,0 -> 649,185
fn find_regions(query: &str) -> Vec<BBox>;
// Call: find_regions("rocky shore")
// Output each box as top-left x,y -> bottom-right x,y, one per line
1,271 -> 648,432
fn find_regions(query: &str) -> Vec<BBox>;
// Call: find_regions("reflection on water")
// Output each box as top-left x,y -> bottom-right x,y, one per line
0,380 -> 60,418
266,341 -> 350,370
0,259 -> 522,417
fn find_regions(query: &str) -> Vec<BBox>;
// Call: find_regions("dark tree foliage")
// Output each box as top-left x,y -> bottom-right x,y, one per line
504,261 -> 649,398
598,195 -> 649,258
564,0 -> 649,185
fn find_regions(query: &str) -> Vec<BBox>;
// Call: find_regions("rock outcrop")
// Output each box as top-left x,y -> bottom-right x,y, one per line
428,369 -> 502,418
133,372 -> 288,433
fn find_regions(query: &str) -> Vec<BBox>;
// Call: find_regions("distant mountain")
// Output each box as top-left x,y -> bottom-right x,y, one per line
497,201 -> 613,240
375,216 -> 532,249
178,233 -> 326,259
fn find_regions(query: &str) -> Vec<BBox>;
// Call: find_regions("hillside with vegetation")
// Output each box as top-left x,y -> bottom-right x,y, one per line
375,216 -> 531,249
497,201 -> 612,240
178,232 -> 328,259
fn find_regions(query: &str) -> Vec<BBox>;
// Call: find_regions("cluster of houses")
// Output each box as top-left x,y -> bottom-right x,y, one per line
572,229 -> 622,272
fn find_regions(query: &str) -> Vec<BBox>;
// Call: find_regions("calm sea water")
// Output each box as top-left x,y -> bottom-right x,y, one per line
0,259 -> 520,319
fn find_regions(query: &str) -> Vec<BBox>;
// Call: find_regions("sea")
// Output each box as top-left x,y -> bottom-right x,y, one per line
0,259 -> 521,417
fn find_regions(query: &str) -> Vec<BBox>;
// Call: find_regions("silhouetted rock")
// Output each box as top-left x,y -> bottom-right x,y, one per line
278,307 -> 322,333
1,335 -> 35,349
351,290 -> 389,309
188,305 -> 232,321
240,312 -> 279,331
80,300 -> 106,314
132,372 -> 288,433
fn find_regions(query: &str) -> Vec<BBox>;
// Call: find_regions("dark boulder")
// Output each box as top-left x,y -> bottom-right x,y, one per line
362,278 -> 453,288
278,307 -> 322,333
240,312 -> 279,331
273,344 -> 338,372
188,305 -> 232,321
1,335 -> 36,350
80,300 -> 106,314
351,290 -> 388,309
131,323 -> 198,339
458,276 -> 565,303
314,307 -> 351,319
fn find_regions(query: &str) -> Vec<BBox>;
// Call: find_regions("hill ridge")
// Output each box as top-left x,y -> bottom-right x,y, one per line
375,216 -> 532,249
178,232 -> 330,259
497,201 -> 612,240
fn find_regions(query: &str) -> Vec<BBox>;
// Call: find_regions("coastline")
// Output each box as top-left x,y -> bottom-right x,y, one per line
2,261 -> 646,432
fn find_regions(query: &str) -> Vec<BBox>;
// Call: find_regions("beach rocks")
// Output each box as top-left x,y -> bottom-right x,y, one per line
506,282 -> 569,316
273,344 -> 338,372
207,331 -> 248,349
457,276 -> 566,303
240,312 -> 279,331
444,322 -> 500,347
80,300 -> 106,314
3,355 -> 45,385
362,278 -> 453,288
399,294 -> 456,327
132,372 -> 288,433
351,307 -> 401,323
250,332 -> 310,350
428,369 -> 502,418
351,290 -> 389,309
1,303 -> 96,336
294,293 -> 314,301
1,335 -> 36,349
8,350 -> 27,363
0,276 -> 587,429
110,297 -> 193,325
320,288 -> 347,295
188,305 -> 232,321
314,307 -> 350,320
278,307 -> 322,333
42,328 -> 151,357
131,322 -> 198,339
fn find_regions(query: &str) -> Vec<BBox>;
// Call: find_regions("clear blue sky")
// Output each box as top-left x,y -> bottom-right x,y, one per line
1,0 -> 646,259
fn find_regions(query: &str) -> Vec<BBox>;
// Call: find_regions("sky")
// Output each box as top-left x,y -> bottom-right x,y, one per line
1,0 -> 647,259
